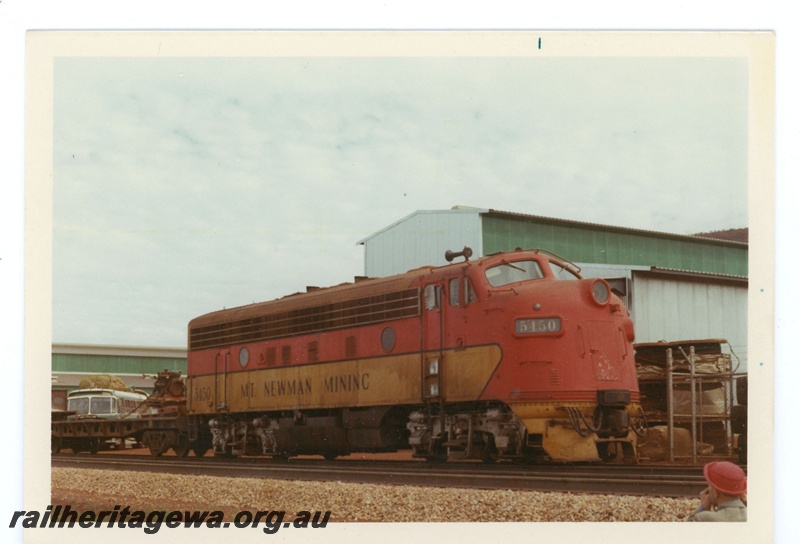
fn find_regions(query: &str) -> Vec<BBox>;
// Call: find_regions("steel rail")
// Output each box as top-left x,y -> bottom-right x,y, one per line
52,454 -> 707,498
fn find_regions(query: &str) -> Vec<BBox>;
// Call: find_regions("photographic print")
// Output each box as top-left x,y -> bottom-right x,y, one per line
22,30 -> 774,543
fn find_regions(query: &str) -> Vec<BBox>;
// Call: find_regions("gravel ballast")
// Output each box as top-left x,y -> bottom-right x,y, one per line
51,467 -> 699,522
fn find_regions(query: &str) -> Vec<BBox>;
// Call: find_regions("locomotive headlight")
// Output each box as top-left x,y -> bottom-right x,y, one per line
591,279 -> 610,305
515,317 -> 561,334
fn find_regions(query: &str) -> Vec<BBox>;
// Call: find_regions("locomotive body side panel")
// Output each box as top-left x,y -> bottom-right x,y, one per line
186,344 -> 502,414
441,344 -> 503,401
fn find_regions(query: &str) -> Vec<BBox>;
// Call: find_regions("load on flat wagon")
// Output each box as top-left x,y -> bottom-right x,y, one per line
53,248 -> 647,463
65,388 -> 148,419
51,388 -> 148,452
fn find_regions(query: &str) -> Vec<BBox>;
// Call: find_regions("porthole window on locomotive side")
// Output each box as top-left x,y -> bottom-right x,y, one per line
239,347 -> 249,367
381,327 -> 396,352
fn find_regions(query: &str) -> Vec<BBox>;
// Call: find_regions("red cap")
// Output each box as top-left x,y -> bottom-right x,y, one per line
703,461 -> 747,495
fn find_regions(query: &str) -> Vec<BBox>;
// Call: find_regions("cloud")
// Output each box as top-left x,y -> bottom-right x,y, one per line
52,55 -> 749,346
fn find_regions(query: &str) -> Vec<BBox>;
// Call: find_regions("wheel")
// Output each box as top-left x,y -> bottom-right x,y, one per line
144,431 -> 168,457
423,452 -> 447,463
414,440 -> 446,463
621,442 -> 638,465
481,436 -> 498,464
597,442 -> 616,462
192,444 -> 210,458
214,446 -> 235,458
173,435 -> 190,458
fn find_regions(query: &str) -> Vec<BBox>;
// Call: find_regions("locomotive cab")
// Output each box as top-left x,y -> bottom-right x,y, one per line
409,249 -> 643,463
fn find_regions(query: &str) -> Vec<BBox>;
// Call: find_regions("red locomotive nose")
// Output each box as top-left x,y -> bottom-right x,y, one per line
621,317 -> 635,342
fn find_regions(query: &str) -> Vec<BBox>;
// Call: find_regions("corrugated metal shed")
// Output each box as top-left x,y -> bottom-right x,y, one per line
480,210 -> 747,276
359,207 -> 748,278
630,271 -> 747,368
52,344 -> 187,393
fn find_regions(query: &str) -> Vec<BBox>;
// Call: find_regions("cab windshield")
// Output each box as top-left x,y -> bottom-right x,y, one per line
485,260 -> 545,287
548,261 -> 581,280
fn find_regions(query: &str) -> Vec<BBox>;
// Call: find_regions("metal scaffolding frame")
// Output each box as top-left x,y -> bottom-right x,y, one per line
636,340 -> 746,463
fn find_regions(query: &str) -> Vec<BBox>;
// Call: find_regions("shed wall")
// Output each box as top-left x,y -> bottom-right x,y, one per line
363,211 -> 483,277
631,272 -> 748,370
52,353 -> 186,376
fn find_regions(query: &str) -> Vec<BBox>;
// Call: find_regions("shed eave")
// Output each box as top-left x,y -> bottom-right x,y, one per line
357,207 -> 487,245
482,209 -> 748,248
641,267 -> 749,283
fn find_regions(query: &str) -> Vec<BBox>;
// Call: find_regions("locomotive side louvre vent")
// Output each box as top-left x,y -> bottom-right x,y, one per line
266,347 -> 277,367
308,341 -> 319,362
345,336 -> 357,358
189,288 -> 420,350
549,369 -> 561,386
281,346 -> 292,365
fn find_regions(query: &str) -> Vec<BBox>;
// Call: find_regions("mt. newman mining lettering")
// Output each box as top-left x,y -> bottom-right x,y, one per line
323,373 -> 370,393
263,378 -> 313,397
248,372 -> 370,398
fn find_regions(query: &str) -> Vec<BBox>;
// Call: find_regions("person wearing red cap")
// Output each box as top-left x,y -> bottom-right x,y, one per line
687,461 -> 747,521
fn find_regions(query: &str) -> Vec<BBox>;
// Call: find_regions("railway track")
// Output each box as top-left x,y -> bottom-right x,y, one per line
52,453 -> 709,498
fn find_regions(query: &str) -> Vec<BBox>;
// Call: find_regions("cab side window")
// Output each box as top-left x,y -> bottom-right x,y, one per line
465,278 -> 477,304
449,278 -> 459,306
424,284 -> 441,310
448,277 -> 476,306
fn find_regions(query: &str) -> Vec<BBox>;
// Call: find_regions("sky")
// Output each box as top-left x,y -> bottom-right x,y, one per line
51,53 -> 749,348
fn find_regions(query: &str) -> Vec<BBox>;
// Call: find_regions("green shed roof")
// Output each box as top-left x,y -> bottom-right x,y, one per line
480,210 -> 747,277
52,344 -> 187,375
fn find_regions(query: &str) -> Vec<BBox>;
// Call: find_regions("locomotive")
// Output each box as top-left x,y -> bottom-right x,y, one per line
177,247 -> 644,463
55,248 -> 646,463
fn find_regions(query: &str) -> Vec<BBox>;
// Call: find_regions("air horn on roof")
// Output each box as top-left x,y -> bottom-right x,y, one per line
445,246 -> 473,262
